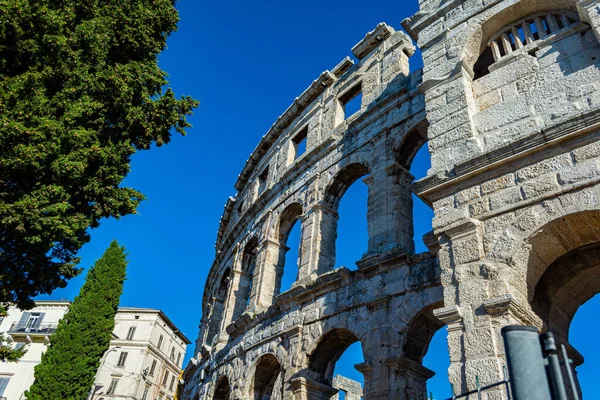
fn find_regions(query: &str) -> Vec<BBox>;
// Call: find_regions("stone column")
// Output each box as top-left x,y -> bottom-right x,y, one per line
365,162 -> 414,256
297,201 -> 340,281
290,378 -> 338,400
250,239 -> 288,309
218,268 -> 246,337
386,357 -> 435,399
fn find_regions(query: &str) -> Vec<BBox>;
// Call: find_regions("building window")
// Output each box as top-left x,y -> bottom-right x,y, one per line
157,334 -> 163,350
338,83 -> 362,124
24,312 -> 42,331
162,371 -> 169,386
106,379 -> 119,395
258,166 -> 269,194
292,127 -> 308,159
117,351 -> 128,367
169,375 -> 175,391
170,347 -> 175,362
126,326 -> 136,340
142,385 -> 150,400
158,394 -> 164,400
176,352 -> 182,366
149,359 -> 157,376
0,377 -> 9,396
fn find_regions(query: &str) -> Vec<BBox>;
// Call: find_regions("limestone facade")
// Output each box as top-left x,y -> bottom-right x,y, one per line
182,0 -> 600,398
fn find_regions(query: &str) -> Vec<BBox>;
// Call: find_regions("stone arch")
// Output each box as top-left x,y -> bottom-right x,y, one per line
532,242 -> 600,344
402,302 -> 445,364
395,123 -> 429,171
213,376 -> 231,400
324,163 -> 370,210
274,202 -> 303,294
461,0 -> 580,71
307,328 -> 361,385
250,353 -> 283,400
205,267 -> 231,345
523,209 -> 600,299
231,237 -> 259,321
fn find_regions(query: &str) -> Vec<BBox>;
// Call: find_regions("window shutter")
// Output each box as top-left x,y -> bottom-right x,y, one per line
18,312 -> 30,326
35,312 -> 45,328
0,377 -> 9,395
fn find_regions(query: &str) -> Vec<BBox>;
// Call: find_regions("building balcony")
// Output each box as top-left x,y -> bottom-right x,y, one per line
7,322 -> 58,336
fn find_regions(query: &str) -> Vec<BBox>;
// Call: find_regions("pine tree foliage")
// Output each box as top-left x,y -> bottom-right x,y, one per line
0,0 -> 198,308
25,240 -> 127,400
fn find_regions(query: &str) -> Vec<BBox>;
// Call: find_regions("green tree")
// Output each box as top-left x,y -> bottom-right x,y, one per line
0,0 -> 198,308
0,305 -> 28,362
25,240 -> 127,400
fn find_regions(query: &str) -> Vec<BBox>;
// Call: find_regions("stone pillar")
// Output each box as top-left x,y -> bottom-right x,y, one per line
250,239 -> 288,309
218,268 -> 246,336
365,162 -> 414,256
297,202 -> 339,281
431,221 -> 525,396
386,357 -> 435,399
422,70 -> 483,175
290,378 -> 338,400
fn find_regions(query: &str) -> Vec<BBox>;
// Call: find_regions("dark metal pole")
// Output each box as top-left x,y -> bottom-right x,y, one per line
501,326 -> 552,400
560,344 -> 580,400
541,332 -> 568,400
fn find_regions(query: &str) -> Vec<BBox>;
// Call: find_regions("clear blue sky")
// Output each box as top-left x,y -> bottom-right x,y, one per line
36,0 -> 598,398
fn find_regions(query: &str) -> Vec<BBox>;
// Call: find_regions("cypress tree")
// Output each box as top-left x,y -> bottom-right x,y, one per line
25,240 -> 128,400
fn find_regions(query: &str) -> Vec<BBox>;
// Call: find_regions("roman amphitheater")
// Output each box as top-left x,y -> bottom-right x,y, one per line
181,0 -> 600,398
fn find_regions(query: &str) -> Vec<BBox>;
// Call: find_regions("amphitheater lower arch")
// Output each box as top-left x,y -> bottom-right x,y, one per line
250,353 -> 284,400
308,328 -> 361,385
214,376 -> 231,400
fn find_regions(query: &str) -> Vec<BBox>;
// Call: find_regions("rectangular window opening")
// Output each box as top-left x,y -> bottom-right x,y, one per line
142,385 -> 150,400
149,359 -> 157,376
107,379 -> 119,395
157,334 -> 163,350
169,376 -> 175,391
126,326 -> 136,340
117,351 -> 128,367
293,127 -> 308,159
340,83 -> 362,121
162,371 -> 169,386
258,166 -> 269,193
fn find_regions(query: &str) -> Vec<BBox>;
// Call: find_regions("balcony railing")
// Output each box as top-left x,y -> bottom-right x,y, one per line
8,322 -> 58,335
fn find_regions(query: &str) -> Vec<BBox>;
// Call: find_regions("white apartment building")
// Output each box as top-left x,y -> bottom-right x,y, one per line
92,308 -> 190,400
0,300 -> 71,400
0,303 -> 190,400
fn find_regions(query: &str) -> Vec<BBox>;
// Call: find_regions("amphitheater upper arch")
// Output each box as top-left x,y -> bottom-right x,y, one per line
459,0 -> 581,70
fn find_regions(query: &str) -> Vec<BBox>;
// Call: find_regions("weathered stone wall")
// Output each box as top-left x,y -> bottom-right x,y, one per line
182,0 -> 600,398
406,0 -> 600,395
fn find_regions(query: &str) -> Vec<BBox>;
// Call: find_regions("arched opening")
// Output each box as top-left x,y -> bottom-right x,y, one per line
526,210 -> 600,398
332,342 -> 365,399
232,237 -> 259,319
569,294 -> 600,396
277,203 -> 303,294
308,328 -> 364,399
398,125 -> 433,254
205,268 -> 231,345
325,163 -> 371,271
472,10 -> 582,80
402,304 -> 449,400
214,376 -> 231,400
252,354 -> 283,400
